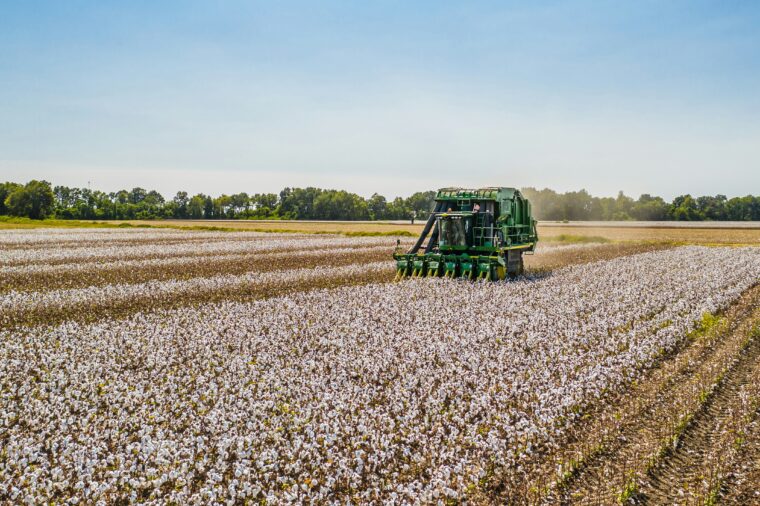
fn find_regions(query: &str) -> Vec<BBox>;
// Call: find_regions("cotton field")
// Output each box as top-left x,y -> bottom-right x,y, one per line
1,228 -> 760,504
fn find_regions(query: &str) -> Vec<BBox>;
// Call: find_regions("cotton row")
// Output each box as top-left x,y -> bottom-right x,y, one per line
0,235 -> 399,266
0,261 -> 393,322
0,245 -> 393,280
2,246 -> 759,503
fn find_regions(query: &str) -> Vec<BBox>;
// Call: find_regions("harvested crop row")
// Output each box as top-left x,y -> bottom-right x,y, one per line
0,245 -> 395,293
0,236 -> 245,252
719,405 -> 760,503
525,287 -> 760,505
0,234 -> 400,266
2,246 -> 759,504
0,235 -> 252,251
0,260 -> 395,328
0,229 -> 263,248
0,232 -> 594,268
0,240 -> 590,292
635,321 -> 760,504
524,240 -> 672,271
0,242 -> 649,320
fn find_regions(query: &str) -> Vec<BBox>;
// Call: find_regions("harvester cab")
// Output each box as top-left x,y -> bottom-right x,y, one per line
394,187 -> 538,281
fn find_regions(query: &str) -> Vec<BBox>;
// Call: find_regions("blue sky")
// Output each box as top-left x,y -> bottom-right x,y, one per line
1,1 -> 759,199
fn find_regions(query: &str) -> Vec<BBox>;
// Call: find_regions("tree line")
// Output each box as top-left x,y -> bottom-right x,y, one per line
520,188 -> 760,221
2,180 -> 760,222
0,180 -> 437,221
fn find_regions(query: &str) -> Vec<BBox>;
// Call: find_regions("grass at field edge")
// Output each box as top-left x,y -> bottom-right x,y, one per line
0,217 -> 417,237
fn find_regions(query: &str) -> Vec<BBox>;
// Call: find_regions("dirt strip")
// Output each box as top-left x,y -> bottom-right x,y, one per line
637,322 -> 760,504
0,236 -> 402,267
485,285 -> 760,505
0,241 -> 666,294
1,242 -> 671,331
0,235 -> 256,251
0,246 -> 392,293
0,262 -> 395,330
719,408 -> 760,504
524,241 -> 672,272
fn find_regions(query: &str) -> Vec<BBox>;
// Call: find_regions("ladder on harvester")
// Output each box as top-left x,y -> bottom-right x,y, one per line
472,212 -> 495,247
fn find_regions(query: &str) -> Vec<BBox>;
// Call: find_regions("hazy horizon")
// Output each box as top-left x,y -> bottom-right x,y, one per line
2,1 -> 759,200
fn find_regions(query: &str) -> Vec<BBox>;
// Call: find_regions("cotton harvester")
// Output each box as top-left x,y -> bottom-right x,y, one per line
394,187 -> 538,280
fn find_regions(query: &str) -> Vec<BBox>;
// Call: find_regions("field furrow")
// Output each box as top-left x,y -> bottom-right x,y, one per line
527,286 -> 760,505
523,241 -> 671,272
0,234 -> 399,266
0,229 -> 269,250
719,408 -> 760,503
0,245 -> 393,293
637,319 -> 760,504
2,246 -> 759,504
0,260 -> 395,329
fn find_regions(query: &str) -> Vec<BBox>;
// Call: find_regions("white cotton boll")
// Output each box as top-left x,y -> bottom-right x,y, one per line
3,240 -> 760,503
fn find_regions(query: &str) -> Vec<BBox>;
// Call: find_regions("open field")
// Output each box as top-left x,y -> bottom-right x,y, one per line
95,219 -> 760,244
5,217 -> 760,245
1,228 -> 760,504
538,224 -> 760,245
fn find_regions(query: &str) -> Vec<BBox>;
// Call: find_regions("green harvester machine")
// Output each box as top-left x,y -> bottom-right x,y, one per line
394,187 -> 538,281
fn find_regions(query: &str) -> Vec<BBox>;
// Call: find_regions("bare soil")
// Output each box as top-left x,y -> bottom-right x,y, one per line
638,322 -> 760,504
92,220 -> 760,244
498,285 -> 760,505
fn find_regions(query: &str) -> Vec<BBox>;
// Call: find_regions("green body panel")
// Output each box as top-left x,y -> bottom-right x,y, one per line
394,186 -> 538,280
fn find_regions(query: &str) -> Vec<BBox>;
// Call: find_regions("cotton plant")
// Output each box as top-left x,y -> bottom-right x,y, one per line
0,262 -> 392,319
2,245 -> 760,503
0,232 -> 398,266
0,228 -> 244,246
0,245 -> 392,279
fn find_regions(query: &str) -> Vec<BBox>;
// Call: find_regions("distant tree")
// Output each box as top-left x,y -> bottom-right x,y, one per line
521,187 -> 563,220
696,195 -> 727,220
188,195 -> 205,219
115,190 -> 130,204
670,195 -> 701,221
173,191 -> 189,218
6,178 -> 760,222
214,194 -> 233,218
279,187 -> 322,219
405,191 -> 436,220
230,193 -> 250,216
203,195 -> 214,219
631,194 -> 669,221
313,190 -> 369,220
5,180 -> 55,219
128,187 -> 148,204
725,195 -> 760,221
611,191 -> 634,220
53,185 -> 78,210
0,182 -> 22,215
247,193 -> 279,218
367,193 -> 388,220
561,190 -> 595,220
162,200 -> 178,219
384,197 -> 409,220
145,190 -> 165,205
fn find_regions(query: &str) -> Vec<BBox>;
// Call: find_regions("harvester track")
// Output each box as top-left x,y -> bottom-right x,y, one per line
719,409 -> 760,503
638,322 -> 760,504
530,286 -> 760,505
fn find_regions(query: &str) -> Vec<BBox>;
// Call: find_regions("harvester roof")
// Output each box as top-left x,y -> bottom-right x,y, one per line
435,187 -> 520,201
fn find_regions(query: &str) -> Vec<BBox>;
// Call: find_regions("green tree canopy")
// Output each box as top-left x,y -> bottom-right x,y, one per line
2,180 -> 759,222
4,180 -> 55,219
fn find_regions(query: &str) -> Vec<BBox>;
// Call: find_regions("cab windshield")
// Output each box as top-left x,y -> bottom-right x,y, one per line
439,216 -> 467,247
